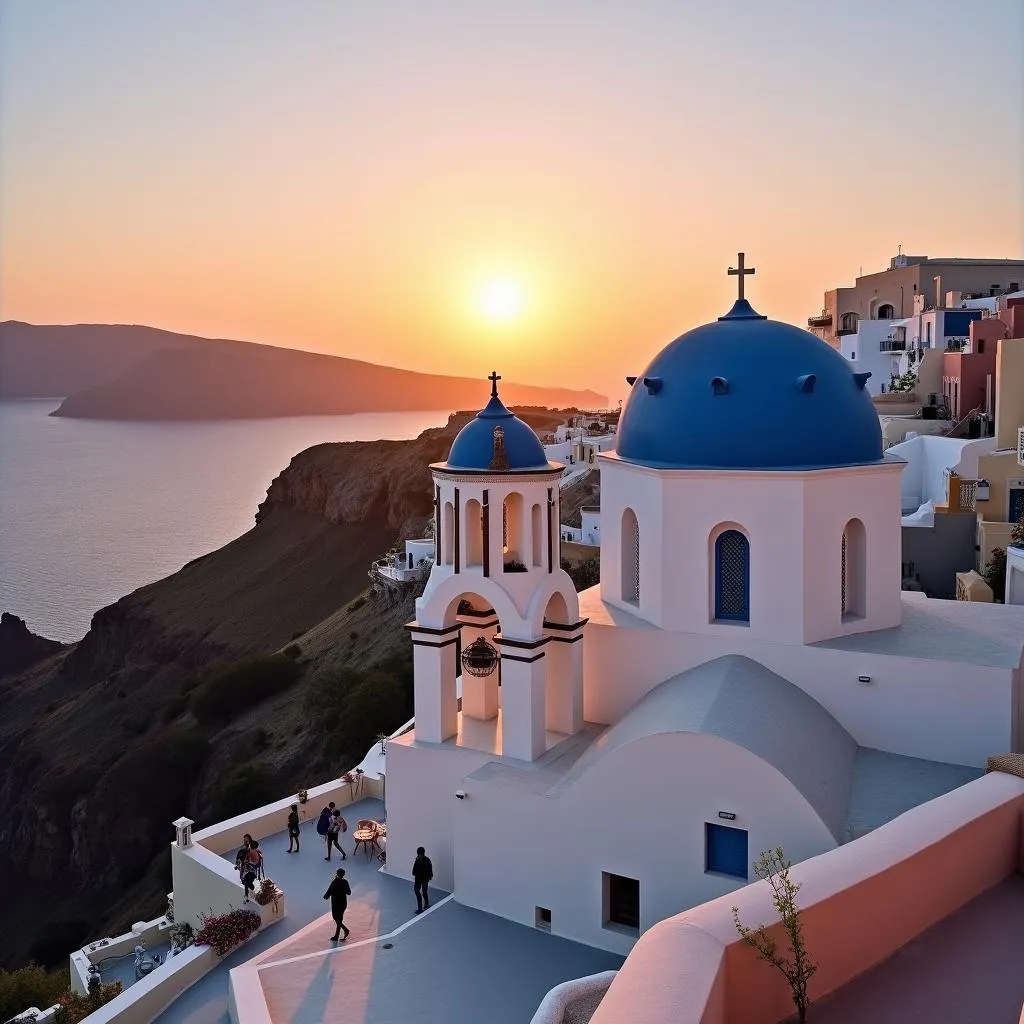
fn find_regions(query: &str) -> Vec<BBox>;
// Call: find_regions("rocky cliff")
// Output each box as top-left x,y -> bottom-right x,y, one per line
0,416 -> 495,969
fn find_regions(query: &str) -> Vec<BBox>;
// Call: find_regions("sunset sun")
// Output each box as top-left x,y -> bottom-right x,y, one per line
476,277 -> 525,323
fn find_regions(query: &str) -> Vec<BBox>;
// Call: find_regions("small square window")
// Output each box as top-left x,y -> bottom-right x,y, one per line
534,906 -> 551,932
705,823 -> 748,879
603,872 -> 639,933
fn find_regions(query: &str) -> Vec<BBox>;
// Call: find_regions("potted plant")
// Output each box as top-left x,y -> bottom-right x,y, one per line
376,732 -> 388,754
253,879 -> 283,913
296,789 -> 308,805
194,908 -> 261,957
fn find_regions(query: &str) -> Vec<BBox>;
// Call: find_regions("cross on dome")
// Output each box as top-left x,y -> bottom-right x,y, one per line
727,252 -> 755,302
488,370 -> 501,398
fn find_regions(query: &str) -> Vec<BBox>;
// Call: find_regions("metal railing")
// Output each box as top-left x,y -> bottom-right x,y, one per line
370,557 -> 432,584
879,339 -> 907,352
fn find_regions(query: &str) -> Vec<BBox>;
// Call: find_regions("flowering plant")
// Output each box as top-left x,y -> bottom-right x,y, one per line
194,908 -> 261,956
1010,514 -> 1024,549
253,879 -> 282,909
297,789 -> 308,804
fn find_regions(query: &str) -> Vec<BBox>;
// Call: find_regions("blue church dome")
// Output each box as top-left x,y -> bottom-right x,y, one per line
444,373 -> 550,473
616,290 -> 883,471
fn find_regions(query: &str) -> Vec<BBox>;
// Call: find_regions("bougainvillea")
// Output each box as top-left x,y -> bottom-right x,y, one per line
194,908 -> 261,956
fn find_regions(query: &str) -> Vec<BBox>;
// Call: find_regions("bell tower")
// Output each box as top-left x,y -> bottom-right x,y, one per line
408,374 -> 586,762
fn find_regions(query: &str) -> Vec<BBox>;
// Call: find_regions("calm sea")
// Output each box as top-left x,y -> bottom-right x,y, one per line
0,401 -> 449,642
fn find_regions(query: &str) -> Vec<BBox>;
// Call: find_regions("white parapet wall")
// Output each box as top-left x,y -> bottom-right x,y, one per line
70,916 -> 175,995
69,904 -> 284,1024
529,971 -> 619,1024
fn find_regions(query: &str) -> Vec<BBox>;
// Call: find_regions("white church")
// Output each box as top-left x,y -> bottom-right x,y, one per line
384,258 -> 1024,955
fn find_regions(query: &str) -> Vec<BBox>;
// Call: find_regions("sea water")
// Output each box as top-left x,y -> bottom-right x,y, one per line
0,400 -> 449,642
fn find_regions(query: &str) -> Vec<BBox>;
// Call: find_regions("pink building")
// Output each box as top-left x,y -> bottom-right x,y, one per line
943,296 -> 1024,421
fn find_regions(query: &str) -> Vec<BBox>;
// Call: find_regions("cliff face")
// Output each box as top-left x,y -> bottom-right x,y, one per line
0,418 -> 474,969
0,612 -> 65,678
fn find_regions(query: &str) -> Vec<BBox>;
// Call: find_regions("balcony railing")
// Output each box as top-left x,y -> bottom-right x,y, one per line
370,557 -> 432,584
879,339 -> 907,352
807,312 -> 832,327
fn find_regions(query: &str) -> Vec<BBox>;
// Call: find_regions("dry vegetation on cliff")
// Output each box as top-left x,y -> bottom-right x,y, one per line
0,408 -> 582,970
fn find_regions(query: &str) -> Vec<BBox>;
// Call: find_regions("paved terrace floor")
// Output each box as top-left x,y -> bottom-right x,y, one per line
257,900 -> 623,1024
156,797 -> 621,1024
814,873 -> 1024,1023
156,798 -> 421,1024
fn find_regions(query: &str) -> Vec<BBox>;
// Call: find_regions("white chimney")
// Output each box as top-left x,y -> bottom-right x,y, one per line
173,817 -> 194,849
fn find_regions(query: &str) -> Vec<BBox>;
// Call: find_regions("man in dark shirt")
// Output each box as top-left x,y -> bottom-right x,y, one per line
324,868 -> 351,941
412,846 -> 433,913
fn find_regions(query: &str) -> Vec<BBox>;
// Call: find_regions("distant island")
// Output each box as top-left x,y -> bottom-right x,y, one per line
0,321 -> 607,420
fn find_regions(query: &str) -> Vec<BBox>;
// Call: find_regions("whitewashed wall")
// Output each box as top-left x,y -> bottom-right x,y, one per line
579,611 -> 1015,767
598,455 -> 903,644
382,737 -> 494,892
453,731 -> 837,955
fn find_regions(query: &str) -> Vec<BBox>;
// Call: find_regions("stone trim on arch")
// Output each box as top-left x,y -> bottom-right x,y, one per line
415,571 -> 525,635
525,573 -> 581,636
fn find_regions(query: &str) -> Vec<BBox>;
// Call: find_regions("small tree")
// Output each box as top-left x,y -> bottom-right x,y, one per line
732,848 -> 817,1023
983,548 -> 1007,602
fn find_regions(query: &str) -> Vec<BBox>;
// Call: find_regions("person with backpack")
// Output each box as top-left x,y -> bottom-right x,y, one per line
326,809 -> 347,860
234,833 -> 254,875
241,840 -> 263,901
323,868 -> 351,941
286,804 -> 301,853
315,804 -> 332,845
412,846 -> 433,913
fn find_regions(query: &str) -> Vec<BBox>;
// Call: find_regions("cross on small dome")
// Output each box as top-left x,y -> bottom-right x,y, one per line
727,252 -> 755,302
488,371 -> 501,398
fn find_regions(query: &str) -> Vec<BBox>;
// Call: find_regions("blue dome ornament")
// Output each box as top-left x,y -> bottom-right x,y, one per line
616,253 -> 884,471
445,371 -> 551,473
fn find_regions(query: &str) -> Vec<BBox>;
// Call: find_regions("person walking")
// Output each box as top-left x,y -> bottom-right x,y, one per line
241,840 -> 263,901
287,804 -> 301,853
323,868 -> 351,941
412,846 -> 433,913
326,809 -> 347,861
234,834 -> 254,875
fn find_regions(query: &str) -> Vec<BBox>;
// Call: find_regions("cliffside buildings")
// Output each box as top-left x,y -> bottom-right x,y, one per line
385,260 -> 1024,960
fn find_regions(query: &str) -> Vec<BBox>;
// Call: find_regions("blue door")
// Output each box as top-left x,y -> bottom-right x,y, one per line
705,823 -> 748,878
1010,488 -> 1024,525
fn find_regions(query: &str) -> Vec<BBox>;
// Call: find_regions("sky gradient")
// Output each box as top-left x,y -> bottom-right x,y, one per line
2,0 -> 1022,403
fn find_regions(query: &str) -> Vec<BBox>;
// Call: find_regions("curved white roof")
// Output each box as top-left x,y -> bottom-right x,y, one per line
565,654 -> 858,840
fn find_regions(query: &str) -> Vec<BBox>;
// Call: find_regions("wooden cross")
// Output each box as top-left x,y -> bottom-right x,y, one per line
728,252 -> 755,301
489,370 -> 501,398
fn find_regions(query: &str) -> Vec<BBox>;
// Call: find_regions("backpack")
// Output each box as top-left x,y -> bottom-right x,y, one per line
316,809 -> 331,836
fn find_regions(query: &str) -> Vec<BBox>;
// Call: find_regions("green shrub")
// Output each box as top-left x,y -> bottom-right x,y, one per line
282,643 -> 302,660
213,763 -> 276,821
561,556 -> 600,592
983,548 -> 1007,602
54,982 -> 122,1024
0,964 -> 67,1022
192,655 -> 302,726
327,670 -> 411,764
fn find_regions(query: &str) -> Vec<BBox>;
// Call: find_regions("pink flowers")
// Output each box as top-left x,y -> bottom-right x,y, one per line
194,908 -> 261,956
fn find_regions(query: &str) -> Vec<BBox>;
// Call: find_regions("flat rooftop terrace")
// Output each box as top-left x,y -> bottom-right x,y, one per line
814,874 -> 1024,1023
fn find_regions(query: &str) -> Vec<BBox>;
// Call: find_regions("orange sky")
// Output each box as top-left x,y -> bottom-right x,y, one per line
2,1 -> 1022,404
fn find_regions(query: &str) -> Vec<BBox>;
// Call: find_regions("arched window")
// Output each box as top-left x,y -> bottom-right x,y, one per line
531,503 -> 543,567
443,502 -> 455,566
621,508 -> 640,604
464,498 -> 483,567
877,303 -> 895,320
840,312 -> 858,333
841,519 -> 866,618
714,530 -> 750,623
502,492 -> 524,568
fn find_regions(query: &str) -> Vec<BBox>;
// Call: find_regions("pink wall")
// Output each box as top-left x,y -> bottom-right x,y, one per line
590,772 -> 1024,1024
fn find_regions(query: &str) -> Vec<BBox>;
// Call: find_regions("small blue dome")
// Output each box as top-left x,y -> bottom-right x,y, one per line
617,299 -> 883,470
445,382 -> 549,473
